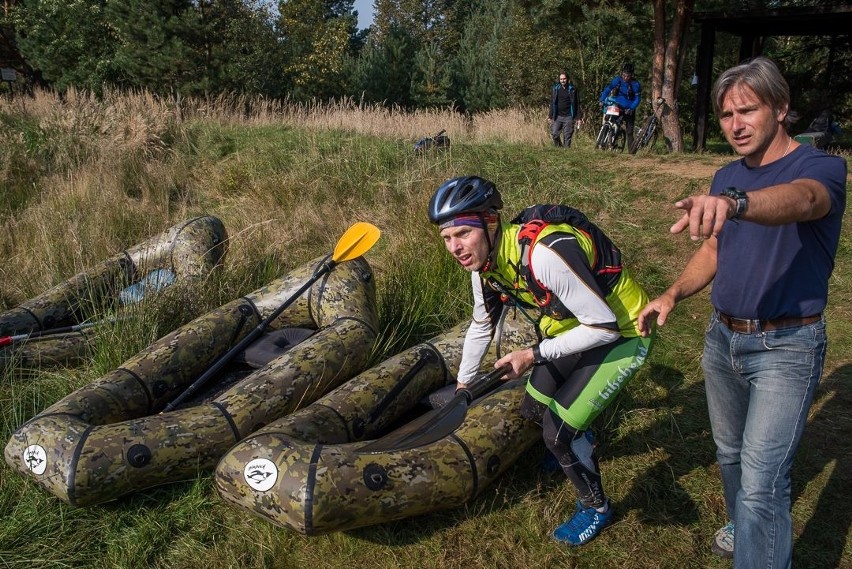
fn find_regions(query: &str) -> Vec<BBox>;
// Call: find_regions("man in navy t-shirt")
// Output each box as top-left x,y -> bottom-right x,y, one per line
637,57 -> 846,568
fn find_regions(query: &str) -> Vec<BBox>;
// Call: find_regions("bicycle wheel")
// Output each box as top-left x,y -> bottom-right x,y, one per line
612,127 -> 626,152
630,116 -> 657,154
595,123 -> 611,149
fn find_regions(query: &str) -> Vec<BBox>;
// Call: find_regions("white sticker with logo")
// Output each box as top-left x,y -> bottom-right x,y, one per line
24,444 -> 47,475
243,458 -> 278,492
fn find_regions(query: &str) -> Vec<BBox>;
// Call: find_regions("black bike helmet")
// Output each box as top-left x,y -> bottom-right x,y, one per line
621,62 -> 635,74
428,176 -> 503,225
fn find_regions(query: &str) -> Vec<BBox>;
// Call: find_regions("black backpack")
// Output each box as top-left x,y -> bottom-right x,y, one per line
414,129 -> 450,154
507,205 -> 623,315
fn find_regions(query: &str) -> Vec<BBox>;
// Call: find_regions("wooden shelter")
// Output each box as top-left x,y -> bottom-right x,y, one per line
692,4 -> 852,150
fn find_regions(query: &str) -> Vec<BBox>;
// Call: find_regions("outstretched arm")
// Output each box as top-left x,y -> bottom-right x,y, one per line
671,178 -> 832,241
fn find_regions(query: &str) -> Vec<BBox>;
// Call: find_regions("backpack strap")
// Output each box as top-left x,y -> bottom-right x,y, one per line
516,220 -> 574,320
510,205 -> 624,313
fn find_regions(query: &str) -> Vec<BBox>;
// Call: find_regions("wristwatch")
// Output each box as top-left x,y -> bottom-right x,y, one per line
721,187 -> 749,219
532,345 -> 547,366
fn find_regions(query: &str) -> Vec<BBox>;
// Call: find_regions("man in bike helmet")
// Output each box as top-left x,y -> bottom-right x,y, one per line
599,62 -> 642,149
430,175 -> 653,546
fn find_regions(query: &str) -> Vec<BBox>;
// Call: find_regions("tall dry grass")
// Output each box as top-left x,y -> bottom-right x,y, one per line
0,88 -> 556,305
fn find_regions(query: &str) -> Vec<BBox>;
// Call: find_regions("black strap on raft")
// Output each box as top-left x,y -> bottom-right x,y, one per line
506,205 -> 623,317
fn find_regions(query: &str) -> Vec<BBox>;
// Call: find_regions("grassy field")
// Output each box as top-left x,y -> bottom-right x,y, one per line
0,90 -> 850,569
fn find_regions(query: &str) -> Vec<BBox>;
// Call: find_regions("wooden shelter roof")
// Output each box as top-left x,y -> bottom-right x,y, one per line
691,4 -> 852,151
693,4 -> 852,38
693,2 -> 852,36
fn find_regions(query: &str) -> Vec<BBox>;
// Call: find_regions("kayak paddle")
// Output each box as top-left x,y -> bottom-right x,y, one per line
162,222 -> 381,413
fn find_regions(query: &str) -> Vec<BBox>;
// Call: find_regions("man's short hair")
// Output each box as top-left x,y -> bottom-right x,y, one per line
711,56 -> 799,129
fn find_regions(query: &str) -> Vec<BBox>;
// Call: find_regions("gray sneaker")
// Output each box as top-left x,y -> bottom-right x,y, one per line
711,521 -> 734,559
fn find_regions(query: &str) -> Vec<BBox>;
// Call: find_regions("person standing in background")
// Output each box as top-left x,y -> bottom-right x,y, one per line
549,71 -> 580,148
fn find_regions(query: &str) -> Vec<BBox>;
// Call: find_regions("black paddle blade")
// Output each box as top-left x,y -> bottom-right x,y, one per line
359,394 -> 471,453
359,365 -> 510,454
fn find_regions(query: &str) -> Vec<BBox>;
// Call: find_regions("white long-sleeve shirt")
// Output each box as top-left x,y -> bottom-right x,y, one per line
456,238 -> 621,384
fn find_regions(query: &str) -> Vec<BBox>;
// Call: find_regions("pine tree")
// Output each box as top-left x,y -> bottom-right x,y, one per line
410,42 -> 451,108
12,0 -> 115,92
200,0 -> 287,96
349,26 -> 415,106
452,1 -> 508,112
106,0 -> 203,94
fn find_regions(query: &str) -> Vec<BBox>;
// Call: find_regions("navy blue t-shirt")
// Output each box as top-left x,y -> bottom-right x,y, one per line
709,144 -> 847,319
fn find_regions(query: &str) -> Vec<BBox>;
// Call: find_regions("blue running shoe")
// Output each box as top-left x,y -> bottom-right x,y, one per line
552,500 -> 613,546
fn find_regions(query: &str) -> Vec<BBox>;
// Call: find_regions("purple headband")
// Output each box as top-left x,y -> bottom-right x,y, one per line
439,213 -> 497,231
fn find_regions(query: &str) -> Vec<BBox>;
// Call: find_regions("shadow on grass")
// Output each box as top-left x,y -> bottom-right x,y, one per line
345,361 -> 852,564
792,363 -> 852,569
608,361 -> 852,568
608,363 -> 719,527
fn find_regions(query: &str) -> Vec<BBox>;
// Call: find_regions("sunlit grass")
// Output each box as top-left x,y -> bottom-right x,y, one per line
0,88 -> 849,569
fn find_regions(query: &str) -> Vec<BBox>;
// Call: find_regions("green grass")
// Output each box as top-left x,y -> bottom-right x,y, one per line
0,95 -> 850,569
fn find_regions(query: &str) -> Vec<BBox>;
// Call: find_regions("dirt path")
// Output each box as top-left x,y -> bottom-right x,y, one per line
630,155 -> 730,180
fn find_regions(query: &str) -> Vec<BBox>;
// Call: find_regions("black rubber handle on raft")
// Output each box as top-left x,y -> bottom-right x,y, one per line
454,365 -> 509,404
161,260 -> 335,413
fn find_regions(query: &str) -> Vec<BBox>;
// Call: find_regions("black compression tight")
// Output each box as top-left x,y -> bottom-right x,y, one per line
522,397 -> 606,508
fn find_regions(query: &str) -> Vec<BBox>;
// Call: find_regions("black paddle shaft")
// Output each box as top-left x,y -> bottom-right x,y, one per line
161,260 -> 335,413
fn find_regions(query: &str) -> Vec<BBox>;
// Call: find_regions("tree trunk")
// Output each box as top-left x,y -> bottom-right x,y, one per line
652,0 -> 695,153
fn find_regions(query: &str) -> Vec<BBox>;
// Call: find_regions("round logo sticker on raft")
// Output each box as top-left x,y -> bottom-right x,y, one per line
244,458 -> 278,492
24,444 -> 47,475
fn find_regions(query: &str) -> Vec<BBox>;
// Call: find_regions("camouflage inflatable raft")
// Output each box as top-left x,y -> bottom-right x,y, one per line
0,215 -> 228,369
214,308 -> 541,534
5,255 -> 378,506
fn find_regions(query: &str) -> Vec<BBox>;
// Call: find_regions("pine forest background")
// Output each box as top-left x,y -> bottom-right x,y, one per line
1,0 -> 851,145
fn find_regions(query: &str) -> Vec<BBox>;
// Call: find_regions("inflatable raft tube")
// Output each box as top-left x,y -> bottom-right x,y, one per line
5,255 -> 378,506
0,216 -> 228,368
214,308 -> 541,534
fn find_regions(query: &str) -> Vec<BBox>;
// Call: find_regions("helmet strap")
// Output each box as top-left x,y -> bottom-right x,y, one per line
479,214 -> 501,272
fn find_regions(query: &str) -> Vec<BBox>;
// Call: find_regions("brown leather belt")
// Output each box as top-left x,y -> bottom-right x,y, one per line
717,312 -> 821,334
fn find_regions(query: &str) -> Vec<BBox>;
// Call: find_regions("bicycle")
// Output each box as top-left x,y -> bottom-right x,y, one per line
630,97 -> 665,154
594,100 -> 627,152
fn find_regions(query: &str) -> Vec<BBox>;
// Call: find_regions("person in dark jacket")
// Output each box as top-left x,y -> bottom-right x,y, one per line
598,63 -> 641,149
549,71 -> 580,148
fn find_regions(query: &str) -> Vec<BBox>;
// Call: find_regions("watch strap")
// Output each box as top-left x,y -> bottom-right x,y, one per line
722,187 -> 748,219
532,345 -> 547,365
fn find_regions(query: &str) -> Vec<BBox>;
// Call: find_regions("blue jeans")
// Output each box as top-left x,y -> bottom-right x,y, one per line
702,311 -> 826,569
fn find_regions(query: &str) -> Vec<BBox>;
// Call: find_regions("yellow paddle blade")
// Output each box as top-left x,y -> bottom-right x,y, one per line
332,222 -> 381,263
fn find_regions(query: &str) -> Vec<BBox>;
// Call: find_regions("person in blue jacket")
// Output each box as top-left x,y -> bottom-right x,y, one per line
599,63 -> 641,149
549,71 -> 580,148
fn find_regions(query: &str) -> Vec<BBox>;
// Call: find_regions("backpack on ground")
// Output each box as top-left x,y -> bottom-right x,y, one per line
414,129 -> 450,154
